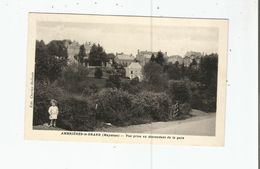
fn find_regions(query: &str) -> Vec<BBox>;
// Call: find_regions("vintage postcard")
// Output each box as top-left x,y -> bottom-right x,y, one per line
25,13 -> 228,146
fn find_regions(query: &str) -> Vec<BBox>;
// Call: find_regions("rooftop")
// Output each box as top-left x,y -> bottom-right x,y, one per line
116,53 -> 134,60
127,62 -> 142,69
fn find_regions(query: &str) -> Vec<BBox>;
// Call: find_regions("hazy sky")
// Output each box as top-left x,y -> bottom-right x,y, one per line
37,21 -> 219,56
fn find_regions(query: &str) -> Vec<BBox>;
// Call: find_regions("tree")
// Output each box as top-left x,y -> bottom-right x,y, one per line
155,51 -> 165,65
195,53 -> 218,112
143,62 -> 168,91
200,54 -> 218,88
47,40 -> 68,62
130,77 -> 140,85
75,45 -> 87,64
35,40 -> 68,82
165,63 -> 181,80
168,80 -> 192,104
150,53 -> 156,63
94,67 -> 103,78
89,44 -> 108,66
107,53 -> 116,60
106,75 -> 121,88
180,63 -> 186,79
59,62 -> 89,92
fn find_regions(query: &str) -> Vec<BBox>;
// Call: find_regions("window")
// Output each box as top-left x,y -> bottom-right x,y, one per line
131,70 -> 133,74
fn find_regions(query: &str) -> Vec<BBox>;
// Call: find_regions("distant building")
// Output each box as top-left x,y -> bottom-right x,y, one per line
83,42 -> 92,54
167,55 -> 184,64
125,62 -> 143,81
64,40 -> 93,64
114,52 -> 134,67
136,49 -> 168,66
64,40 -> 80,63
183,51 -> 203,67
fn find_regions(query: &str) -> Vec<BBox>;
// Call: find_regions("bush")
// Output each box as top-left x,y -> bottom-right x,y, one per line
33,81 -> 64,125
81,83 -> 98,96
143,62 -> 168,91
58,63 -> 89,93
95,89 -> 173,126
120,80 -> 143,94
94,67 -> 103,78
191,87 -> 216,112
130,77 -> 139,85
106,75 -> 121,88
168,80 -> 192,104
131,92 -> 172,122
57,96 -> 96,131
33,81 -> 96,131
95,88 -> 133,125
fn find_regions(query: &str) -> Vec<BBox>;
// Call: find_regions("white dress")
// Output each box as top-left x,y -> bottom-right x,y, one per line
48,106 -> 59,120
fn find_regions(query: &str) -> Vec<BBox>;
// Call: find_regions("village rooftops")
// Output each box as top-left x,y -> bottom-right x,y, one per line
168,55 -> 182,58
127,62 -> 142,69
115,53 -> 134,60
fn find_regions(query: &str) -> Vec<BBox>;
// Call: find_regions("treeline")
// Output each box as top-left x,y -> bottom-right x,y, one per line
76,43 -> 115,66
35,40 -> 115,83
143,52 -> 218,112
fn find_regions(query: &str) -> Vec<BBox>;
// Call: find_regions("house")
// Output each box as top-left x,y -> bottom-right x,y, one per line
167,55 -> 184,65
64,40 -> 93,64
125,62 -> 143,81
183,51 -> 203,67
114,52 -> 134,67
136,49 -> 168,66
65,40 -> 80,63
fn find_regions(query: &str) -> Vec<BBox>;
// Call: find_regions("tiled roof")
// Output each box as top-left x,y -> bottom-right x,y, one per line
116,54 -> 134,60
127,62 -> 142,69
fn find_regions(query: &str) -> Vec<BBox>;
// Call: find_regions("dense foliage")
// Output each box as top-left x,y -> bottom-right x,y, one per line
35,40 -> 68,82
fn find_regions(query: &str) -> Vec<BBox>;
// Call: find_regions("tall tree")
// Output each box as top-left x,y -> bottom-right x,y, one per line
166,63 -> 181,80
89,44 -> 107,66
75,45 -> 87,64
143,62 -> 168,91
200,54 -> 218,88
150,53 -> 156,63
35,40 -> 68,82
155,51 -> 165,65
94,67 -> 103,79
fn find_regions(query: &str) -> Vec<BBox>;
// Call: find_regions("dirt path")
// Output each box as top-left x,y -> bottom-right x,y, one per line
33,110 -> 216,136
33,125 -> 64,131
96,110 -> 216,136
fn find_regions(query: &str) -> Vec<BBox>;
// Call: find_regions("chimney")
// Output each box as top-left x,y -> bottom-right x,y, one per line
137,49 -> 140,54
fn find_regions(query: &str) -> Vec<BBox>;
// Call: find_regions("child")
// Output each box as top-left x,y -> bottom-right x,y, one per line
48,99 -> 59,127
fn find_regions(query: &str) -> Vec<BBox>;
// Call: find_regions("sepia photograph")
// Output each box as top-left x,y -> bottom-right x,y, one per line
25,13 -> 228,145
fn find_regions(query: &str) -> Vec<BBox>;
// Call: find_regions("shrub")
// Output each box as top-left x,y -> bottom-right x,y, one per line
57,96 -> 96,131
131,92 -> 171,122
120,80 -> 143,94
33,81 -> 65,125
94,67 -> 103,78
58,63 -> 89,93
33,81 -> 96,131
95,88 -> 133,125
143,62 -> 168,91
168,80 -> 192,104
191,87 -> 217,112
106,75 -> 121,88
130,77 -> 140,85
81,83 -> 98,96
